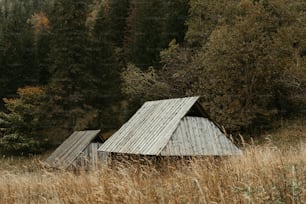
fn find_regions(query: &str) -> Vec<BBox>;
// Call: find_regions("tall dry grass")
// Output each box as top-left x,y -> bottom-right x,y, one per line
0,141 -> 305,204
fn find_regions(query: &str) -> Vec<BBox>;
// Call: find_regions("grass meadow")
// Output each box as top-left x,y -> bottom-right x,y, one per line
0,123 -> 305,204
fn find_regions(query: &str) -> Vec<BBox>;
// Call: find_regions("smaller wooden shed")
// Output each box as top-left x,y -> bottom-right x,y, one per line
45,130 -> 102,169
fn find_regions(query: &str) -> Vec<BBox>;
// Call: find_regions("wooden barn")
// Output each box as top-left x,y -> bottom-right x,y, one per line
98,96 -> 242,157
45,130 -> 102,169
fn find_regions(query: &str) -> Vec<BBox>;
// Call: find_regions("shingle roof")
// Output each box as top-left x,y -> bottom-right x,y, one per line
98,97 -> 200,155
45,130 -> 101,168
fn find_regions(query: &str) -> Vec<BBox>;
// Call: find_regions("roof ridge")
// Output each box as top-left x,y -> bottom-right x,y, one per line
144,96 -> 200,104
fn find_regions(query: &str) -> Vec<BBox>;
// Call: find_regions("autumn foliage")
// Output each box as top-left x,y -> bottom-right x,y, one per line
0,87 -> 48,155
29,12 -> 50,33
0,0 -> 305,154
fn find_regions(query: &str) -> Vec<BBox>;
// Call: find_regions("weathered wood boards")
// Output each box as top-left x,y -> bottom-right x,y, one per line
74,142 -> 102,169
161,117 -> 241,156
98,97 -> 199,155
46,96 -> 242,169
45,130 -> 101,169
98,97 -> 241,156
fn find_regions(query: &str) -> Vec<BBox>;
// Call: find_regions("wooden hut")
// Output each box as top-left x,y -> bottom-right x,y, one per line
98,97 -> 242,157
45,130 -> 102,169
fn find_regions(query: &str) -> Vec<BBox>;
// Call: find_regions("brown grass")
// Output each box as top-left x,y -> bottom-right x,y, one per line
0,142 -> 305,204
0,122 -> 305,204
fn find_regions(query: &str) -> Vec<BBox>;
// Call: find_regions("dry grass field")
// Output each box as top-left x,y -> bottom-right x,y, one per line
0,123 -> 305,204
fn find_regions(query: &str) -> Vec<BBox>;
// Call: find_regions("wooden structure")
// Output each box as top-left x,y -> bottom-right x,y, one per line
98,97 -> 242,156
45,130 -> 102,169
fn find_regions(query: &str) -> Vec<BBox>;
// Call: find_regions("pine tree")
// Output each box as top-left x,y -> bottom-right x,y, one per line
123,0 -> 189,69
87,1 -> 123,131
0,87 -> 48,155
0,0 -> 50,110
107,0 -> 130,47
0,0 -> 36,106
123,0 -> 164,68
160,0 -> 189,46
47,0 -> 95,137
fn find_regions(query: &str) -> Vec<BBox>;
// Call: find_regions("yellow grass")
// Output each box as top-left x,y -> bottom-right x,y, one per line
0,122 -> 305,204
0,142 -> 305,204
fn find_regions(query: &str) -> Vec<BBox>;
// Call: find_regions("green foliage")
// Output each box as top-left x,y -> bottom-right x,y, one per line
123,0 -> 163,68
121,0 -> 306,133
159,40 -> 196,97
46,0 -> 124,135
87,0 -> 123,131
121,64 -> 170,102
120,63 -> 171,121
47,0 -> 96,136
106,0 -> 130,47
1,0 -> 304,150
190,0 -> 306,131
159,1 -> 189,49
185,0 -> 239,47
123,0 -> 189,69
0,87 -> 48,155
0,0 -> 51,110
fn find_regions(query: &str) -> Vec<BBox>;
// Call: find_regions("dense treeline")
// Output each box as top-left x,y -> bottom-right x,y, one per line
0,0 -> 305,155
122,0 -> 306,131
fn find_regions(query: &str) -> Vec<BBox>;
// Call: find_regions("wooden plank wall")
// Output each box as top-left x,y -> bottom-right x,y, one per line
45,130 -> 101,169
73,142 -> 102,169
160,117 -> 242,156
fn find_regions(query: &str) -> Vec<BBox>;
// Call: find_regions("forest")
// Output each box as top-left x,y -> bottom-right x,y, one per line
0,0 -> 305,155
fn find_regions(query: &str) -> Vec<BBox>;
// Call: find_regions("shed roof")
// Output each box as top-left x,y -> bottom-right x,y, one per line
45,130 -> 101,168
98,96 -> 241,156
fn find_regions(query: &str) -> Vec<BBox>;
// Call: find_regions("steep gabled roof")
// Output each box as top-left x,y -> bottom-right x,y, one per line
98,97 -> 226,155
161,117 -> 242,156
98,97 -> 203,155
45,130 -> 101,168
